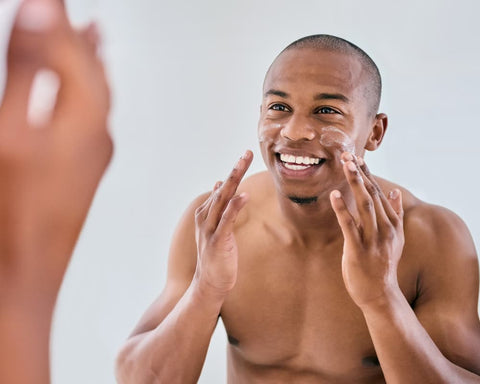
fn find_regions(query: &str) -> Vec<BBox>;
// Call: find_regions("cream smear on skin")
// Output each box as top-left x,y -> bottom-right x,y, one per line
319,126 -> 355,156
258,123 -> 282,143
258,124 -> 356,156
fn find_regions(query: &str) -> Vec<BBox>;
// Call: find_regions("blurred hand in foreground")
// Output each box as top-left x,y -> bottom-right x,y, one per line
0,0 -> 113,382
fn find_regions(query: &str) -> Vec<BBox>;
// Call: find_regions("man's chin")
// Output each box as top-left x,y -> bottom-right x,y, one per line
288,196 -> 318,205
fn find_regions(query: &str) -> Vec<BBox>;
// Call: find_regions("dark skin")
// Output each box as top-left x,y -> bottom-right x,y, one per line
117,47 -> 480,383
0,1 -> 112,383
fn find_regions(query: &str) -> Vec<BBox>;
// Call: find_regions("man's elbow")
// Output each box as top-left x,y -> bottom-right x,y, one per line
115,340 -> 136,384
115,339 -> 149,384
115,337 -> 167,384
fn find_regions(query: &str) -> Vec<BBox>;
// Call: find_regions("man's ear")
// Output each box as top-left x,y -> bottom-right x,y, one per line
364,113 -> 388,151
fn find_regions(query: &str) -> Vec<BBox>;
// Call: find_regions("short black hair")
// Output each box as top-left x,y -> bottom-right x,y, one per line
278,34 -> 382,116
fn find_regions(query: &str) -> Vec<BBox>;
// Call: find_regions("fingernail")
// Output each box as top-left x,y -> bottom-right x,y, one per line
240,151 -> 249,160
332,190 -> 341,199
389,189 -> 399,199
357,157 -> 365,166
347,161 -> 357,172
16,0 -> 58,32
344,152 -> 354,161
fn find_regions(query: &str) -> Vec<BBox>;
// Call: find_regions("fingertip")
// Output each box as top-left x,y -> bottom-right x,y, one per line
341,152 -> 354,162
388,189 -> 400,200
15,0 -> 61,33
330,190 -> 342,199
388,188 -> 403,216
241,149 -> 253,160
329,190 -> 344,211
239,191 -> 249,203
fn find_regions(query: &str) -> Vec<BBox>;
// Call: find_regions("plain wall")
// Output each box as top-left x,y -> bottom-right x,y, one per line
1,0 -> 480,383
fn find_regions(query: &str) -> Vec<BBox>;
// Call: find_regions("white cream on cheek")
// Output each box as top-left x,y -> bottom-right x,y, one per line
319,126 -> 355,155
259,124 -> 356,156
258,123 -> 282,143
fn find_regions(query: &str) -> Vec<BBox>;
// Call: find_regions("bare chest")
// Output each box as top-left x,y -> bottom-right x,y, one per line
220,231 -> 417,381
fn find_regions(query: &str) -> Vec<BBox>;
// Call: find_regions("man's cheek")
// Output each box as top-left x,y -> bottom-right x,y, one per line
319,126 -> 356,156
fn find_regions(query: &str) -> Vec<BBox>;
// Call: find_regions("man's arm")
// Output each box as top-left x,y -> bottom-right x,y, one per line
330,154 -> 480,383
115,151 -> 253,384
362,205 -> 480,383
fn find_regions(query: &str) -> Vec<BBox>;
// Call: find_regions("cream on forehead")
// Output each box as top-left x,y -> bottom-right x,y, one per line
319,126 -> 355,155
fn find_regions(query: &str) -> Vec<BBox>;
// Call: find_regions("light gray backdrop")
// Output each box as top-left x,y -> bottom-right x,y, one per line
1,0 -> 480,383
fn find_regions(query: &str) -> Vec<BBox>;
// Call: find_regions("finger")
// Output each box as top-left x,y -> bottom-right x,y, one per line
388,189 -> 404,227
329,190 -> 361,244
18,0 -> 110,134
357,156 -> 400,224
78,22 -> 100,55
215,192 -> 249,237
354,158 -> 393,233
342,158 -> 377,238
206,150 -> 253,229
50,25 -> 110,134
0,0 -> 61,125
195,181 -> 222,223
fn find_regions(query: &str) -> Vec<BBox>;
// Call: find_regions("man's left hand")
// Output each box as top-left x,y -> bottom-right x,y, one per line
329,152 -> 405,309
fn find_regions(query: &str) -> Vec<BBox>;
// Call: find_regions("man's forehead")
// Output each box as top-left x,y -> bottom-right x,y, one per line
263,48 -> 366,96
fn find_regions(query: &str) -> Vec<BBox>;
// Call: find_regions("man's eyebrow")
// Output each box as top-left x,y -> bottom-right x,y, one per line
314,93 -> 349,103
264,89 -> 289,98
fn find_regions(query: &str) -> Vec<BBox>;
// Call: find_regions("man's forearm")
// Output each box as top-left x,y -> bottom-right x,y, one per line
362,290 -> 480,384
116,281 -> 225,384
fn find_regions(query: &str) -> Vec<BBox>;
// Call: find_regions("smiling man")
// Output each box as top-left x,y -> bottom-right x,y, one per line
116,35 -> 480,383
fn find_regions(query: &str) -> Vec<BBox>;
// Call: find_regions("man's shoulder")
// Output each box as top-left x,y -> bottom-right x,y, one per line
376,176 -> 460,225
237,170 -> 273,193
375,176 -> 475,263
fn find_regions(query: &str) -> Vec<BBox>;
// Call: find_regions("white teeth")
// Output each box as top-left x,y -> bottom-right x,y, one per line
284,163 -> 309,171
279,153 -> 321,166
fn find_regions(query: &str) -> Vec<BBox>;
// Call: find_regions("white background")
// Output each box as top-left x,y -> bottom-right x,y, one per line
1,0 -> 480,383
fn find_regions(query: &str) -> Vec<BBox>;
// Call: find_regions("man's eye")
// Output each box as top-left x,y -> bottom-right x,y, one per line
270,104 -> 289,112
317,107 -> 337,114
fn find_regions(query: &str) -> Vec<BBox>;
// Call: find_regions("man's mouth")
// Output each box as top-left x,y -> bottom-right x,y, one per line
278,153 -> 325,171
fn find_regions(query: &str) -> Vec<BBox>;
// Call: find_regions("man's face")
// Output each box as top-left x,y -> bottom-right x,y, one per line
258,47 -> 377,202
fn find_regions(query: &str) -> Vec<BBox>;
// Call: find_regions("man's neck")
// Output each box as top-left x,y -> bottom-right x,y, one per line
275,188 -> 356,249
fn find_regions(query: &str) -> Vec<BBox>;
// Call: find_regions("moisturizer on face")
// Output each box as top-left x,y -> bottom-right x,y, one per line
319,126 -> 355,155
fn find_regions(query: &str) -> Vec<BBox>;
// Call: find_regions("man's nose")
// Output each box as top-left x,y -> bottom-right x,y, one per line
280,116 -> 316,141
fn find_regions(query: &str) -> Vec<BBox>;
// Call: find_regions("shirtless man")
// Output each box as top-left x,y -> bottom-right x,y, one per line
116,35 -> 480,383
0,0 -> 112,382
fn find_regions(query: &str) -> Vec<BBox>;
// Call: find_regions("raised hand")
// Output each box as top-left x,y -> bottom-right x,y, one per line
0,1 -> 113,382
329,152 -> 405,309
193,150 -> 253,298
0,0 -> 112,305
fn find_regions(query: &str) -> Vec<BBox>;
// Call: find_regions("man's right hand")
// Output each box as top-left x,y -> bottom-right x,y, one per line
193,150 -> 253,298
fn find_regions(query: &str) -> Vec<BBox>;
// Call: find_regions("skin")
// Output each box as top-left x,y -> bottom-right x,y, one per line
116,47 -> 480,383
0,0 -> 112,382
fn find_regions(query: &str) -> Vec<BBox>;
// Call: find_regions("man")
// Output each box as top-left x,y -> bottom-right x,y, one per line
0,0 -> 112,382
116,35 -> 480,383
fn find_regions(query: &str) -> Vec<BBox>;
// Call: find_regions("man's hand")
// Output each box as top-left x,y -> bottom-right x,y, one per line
193,150 -> 253,298
329,152 -> 404,309
0,0 -> 113,300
